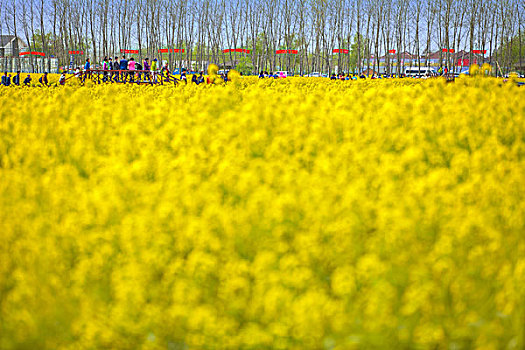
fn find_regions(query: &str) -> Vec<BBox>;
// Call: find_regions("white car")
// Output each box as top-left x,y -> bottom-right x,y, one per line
404,66 -> 436,77
308,72 -> 321,77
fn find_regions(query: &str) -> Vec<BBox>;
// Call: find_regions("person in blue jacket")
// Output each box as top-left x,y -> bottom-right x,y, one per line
84,58 -> 90,70
120,56 -> 128,70
119,56 -> 128,82
13,71 -> 21,85
23,74 -> 32,85
1,72 -> 7,86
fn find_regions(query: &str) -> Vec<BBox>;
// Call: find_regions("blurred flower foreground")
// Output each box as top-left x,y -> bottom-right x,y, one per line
0,77 -> 524,349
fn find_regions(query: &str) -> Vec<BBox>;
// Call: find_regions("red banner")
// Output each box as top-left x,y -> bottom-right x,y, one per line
68,50 -> 84,55
388,49 -> 396,54
457,59 -> 469,66
332,49 -> 349,54
158,49 -> 185,53
222,48 -> 250,53
276,49 -> 298,54
19,51 -> 45,57
472,50 -> 487,54
442,48 -> 455,53
121,49 -> 139,54
456,59 -> 478,66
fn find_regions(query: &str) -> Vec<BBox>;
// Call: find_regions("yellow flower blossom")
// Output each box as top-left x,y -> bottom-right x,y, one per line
0,77 -> 524,349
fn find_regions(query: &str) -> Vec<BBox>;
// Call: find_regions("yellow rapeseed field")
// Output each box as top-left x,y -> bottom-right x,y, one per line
0,77 -> 524,349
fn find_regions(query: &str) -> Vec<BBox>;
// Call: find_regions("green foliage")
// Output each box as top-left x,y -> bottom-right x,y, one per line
235,56 -> 253,75
30,30 -> 54,51
349,33 -> 370,73
496,35 -> 525,72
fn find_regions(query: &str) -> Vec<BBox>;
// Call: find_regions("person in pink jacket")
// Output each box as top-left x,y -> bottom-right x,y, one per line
128,58 -> 136,82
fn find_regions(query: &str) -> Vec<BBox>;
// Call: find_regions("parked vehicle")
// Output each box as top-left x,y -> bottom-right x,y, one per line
308,72 -> 321,77
404,66 -> 436,77
504,72 -> 521,78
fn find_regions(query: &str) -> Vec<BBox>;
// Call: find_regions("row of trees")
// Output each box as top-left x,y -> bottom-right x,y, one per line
1,0 -> 524,74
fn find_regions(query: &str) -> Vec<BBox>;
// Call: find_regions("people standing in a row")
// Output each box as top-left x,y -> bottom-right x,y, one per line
93,55 -> 160,84
31,54 -> 219,86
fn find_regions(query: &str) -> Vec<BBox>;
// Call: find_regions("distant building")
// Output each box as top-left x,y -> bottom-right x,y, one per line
420,50 -> 442,66
0,35 -> 58,73
0,35 -> 27,57
372,52 -> 418,66
454,50 -> 485,67
420,50 -> 485,67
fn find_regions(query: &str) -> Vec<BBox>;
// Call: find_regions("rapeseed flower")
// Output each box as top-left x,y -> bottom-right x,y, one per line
0,77 -> 523,349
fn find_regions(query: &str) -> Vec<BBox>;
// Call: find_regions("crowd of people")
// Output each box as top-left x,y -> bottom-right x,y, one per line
0,68 -> 440,88
258,71 -> 445,80
75,56 -> 213,85
258,71 -> 394,80
3,60 -> 519,87
0,55 -> 211,87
